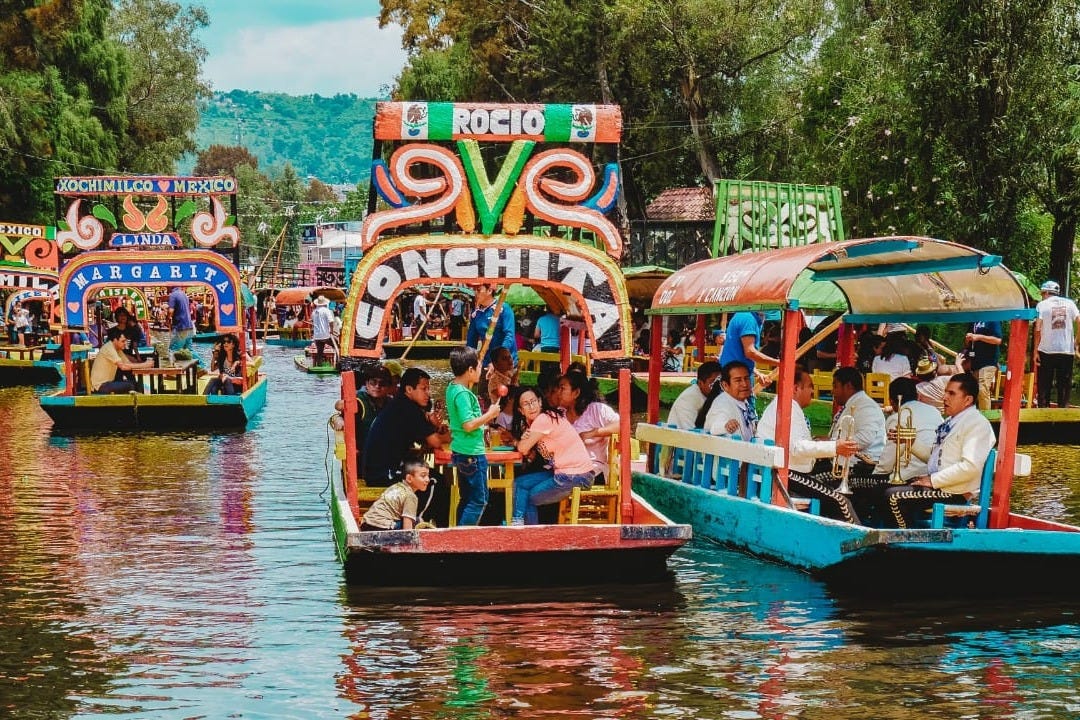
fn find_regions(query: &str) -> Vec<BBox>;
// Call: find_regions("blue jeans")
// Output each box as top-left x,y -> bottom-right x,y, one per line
453,452 -> 489,526
169,327 -> 194,352
204,376 -> 237,395
512,470 -> 595,525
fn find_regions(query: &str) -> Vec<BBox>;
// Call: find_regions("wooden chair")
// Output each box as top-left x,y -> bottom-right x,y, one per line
810,370 -> 833,399
864,372 -> 891,404
929,448 -> 997,529
560,435 -> 621,524
1022,372 -> 1036,407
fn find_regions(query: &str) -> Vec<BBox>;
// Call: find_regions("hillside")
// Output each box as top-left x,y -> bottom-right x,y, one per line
182,90 -> 377,184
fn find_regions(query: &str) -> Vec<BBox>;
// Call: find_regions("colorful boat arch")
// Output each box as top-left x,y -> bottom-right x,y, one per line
58,250 -> 243,330
341,234 -> 632,360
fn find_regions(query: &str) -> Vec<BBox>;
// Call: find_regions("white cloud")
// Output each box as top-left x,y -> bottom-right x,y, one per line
203,17 -> 407,96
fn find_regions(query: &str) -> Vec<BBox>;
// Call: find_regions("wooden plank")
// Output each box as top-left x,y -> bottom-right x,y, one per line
635,423 -> 785,468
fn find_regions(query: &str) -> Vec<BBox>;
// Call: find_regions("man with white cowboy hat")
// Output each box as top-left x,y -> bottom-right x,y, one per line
310,294 -> 336,367
1034,279 -> 1080,408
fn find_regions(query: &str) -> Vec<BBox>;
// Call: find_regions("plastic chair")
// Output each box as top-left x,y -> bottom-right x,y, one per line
930,448 -> 997,529
864,372 -> 891,404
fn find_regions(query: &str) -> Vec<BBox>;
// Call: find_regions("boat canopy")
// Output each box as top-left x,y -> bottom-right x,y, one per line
648,236 -> 1036,324
622,265 -> 673,303
275,286 -> 347,306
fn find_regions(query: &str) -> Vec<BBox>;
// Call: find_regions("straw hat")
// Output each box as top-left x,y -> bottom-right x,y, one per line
382,359 -> 404,380
915,356 -> 937,376
313,295 -> 330,306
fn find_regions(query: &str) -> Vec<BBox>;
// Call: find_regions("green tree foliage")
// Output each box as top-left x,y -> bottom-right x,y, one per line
0,0 -> 128,221
194,144 -> 259,176
111,0 -> 211,173
189,90 -> 376,184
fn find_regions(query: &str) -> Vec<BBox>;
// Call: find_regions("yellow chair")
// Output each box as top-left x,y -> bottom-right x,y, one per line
446,456 -> 514,527
864,372 -> 891,404
1023,371 -> 1036,407
559,435 -> 622,524
810,370 -> 833,399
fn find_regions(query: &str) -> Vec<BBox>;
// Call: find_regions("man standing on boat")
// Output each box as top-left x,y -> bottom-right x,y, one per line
963,319 -> 1001,410
167,285 -> 195,354
704,361 -> 757,439
1034,280 -> 1080,409
883,373 -> 995,529
449,293 -> 466,341
719,311 -> 778,384
756,366 -> 861,523
310,295 -> 335,367
467,282 -> 517,368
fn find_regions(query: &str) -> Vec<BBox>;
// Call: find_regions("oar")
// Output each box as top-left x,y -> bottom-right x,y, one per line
900,323 -> 959,359
475,284 -> 510,367
399,284 -> 446,362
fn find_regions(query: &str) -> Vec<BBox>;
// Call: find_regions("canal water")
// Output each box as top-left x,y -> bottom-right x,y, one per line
2,348 -> 1080,718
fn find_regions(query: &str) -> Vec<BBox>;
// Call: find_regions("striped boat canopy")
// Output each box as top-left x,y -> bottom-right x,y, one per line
647,236 -> 1035,324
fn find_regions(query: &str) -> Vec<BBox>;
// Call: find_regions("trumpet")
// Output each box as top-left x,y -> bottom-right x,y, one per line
889,398 -> 916,485
832,414 -> 855,495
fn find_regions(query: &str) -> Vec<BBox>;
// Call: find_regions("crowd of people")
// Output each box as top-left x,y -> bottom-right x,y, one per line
349,331 -> 621,531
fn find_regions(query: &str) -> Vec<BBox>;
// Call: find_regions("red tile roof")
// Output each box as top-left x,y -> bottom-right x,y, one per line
645,187 -> 715,221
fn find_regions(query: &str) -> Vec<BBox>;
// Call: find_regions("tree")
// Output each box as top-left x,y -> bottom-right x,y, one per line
194,144 -> 259,176
111,0 -> 211,173
305,178 -> 337,203
0,0 -> 128,221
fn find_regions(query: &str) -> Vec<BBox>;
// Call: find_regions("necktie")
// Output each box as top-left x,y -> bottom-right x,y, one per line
927,418 -> 954,474
741,401 -> 755,437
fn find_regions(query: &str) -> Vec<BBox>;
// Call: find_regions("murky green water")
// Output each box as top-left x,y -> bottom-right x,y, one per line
2,349 -> 1080,718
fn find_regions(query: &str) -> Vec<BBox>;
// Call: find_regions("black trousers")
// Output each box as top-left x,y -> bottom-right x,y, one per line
787,470 -> 861,524
1037,351 -> 1075,408
882,484 -> 968,529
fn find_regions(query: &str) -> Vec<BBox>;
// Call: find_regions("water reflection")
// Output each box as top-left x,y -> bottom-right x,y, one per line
2,358 -> 1080,718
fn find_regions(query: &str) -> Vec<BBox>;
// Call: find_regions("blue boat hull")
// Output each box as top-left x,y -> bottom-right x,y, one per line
633,471 -> 1080,597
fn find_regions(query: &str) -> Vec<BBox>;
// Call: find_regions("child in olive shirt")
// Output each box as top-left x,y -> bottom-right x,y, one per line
447,345 -> 501,525
361,458 -> 432,531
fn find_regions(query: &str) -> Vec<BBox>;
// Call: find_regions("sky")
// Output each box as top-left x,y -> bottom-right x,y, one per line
182,0 -> 408,97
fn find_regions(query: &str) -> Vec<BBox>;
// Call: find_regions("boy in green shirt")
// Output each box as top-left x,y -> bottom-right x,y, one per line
447,345 -> 501,525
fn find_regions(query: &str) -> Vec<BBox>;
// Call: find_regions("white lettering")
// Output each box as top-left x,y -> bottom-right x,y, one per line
73,273 -> 89,290
367,265 -> 400,301
149,266 -> 161,279
490,108 -> 510,134
586,299 -> 619,339
91,268 -> 103,281
482,248 -> 522,278
401,249 -> 441,280
109,265 -> 122,280
170,265 -> 182,279
522,110 -> 545,135
452,107 -> 470,135
444,248 -> 479,278
354,302 -> 384,339
131,266 -> 142,279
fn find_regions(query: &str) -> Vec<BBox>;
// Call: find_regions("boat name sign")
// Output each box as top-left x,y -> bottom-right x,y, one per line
352,245 -> 621,351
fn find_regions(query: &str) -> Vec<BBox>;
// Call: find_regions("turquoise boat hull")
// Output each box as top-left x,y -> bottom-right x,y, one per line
632,471 -> 1080,597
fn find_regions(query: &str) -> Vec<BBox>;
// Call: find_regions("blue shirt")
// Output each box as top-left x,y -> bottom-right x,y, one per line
969,321 -> 1001,370
467,302 -> 517,366
719,312 -> 762,374
535,311 -> 561,349
168,288 -> 194,331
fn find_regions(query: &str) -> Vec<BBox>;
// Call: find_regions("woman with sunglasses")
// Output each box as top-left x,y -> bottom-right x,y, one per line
510,388 -> 595,525
204,334 -> 248,395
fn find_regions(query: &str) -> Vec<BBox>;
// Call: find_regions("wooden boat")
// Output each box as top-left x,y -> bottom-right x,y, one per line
39,175 -> 268,430
294,349 -> 340,375
264,286 -> 346,349
0,223 -> 63,384
330,100 -> 691,586
634,236 -> 1080,597
380,338 -> 459,359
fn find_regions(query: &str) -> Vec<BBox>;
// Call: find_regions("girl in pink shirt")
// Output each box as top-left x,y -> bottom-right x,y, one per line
511,388 -> 595,524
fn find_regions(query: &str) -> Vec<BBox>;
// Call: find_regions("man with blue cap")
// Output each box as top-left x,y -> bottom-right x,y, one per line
1034,279 -> 1080,408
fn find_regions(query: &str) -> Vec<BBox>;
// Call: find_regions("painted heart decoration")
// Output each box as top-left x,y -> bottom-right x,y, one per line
68,301 -> 81,313
157,180 -> 171,192
220,304 -> 234,316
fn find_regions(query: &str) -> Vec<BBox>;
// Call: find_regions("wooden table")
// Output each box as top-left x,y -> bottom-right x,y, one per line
131,358 -> 199,394
433,447 -> 522,527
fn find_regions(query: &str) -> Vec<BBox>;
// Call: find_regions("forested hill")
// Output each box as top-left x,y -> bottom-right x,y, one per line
184,90 -> 377,184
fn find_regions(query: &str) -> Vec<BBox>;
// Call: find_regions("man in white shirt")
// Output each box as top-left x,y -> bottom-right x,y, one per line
757,366 -> 860,523
704,361 -> 755,440
412,290 -> 429,339
1033,280 -> 1080,409
816,366 -> 886,476
883,373 -> 996,528
666,361 -> 721,430
310,295 -> 336,366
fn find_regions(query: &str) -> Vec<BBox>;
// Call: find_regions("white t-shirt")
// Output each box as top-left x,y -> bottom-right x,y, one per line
1036,296 -> 1080,354
666,382 -> 708,430
412,294 -> 428,324
872,353 -> 911,380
